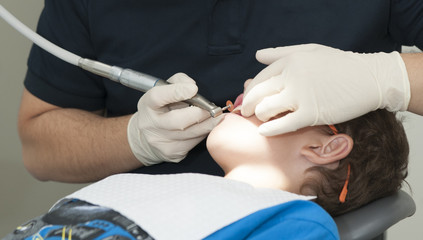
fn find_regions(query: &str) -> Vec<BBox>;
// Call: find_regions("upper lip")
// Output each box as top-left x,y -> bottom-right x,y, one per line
233,93 -> 243,109
230,93 -> 243,115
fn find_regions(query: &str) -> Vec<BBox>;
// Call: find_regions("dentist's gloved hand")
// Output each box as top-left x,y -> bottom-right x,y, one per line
127,73 -> 223,166
242,44 -> 410,136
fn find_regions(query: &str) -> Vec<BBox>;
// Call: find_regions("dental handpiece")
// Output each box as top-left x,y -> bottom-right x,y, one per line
0,4 -> 228,118
78,59 -> 228,117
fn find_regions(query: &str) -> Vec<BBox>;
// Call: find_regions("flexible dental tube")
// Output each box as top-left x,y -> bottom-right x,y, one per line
0,4 -> 226,117
0,4 -> 81,66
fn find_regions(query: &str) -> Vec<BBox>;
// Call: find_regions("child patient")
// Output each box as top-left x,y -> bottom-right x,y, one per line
4,92 -> 408,240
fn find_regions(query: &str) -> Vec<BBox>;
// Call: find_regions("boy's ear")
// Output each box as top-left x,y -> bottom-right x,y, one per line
300,134 -> 353,166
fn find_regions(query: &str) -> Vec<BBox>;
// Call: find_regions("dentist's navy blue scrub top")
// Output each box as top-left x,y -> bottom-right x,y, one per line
24,0 -> 423,175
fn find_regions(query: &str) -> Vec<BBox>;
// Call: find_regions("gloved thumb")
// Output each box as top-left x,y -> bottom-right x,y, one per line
167,72 -> 197,85
144,73 -> 198,109
256,43 -> 323,65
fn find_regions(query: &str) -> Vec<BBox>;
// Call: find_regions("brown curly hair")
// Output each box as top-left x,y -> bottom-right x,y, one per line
300,109 -> 409,216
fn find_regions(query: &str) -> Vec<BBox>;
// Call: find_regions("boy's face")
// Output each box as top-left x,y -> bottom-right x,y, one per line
206,95 -> 335,194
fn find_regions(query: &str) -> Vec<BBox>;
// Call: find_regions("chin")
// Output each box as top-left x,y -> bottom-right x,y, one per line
207,112 -> 257,150
206,112 -> 266,169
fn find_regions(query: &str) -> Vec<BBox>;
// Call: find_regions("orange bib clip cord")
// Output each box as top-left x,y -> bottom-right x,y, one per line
339,164 -> 351,203
329,124 -> 350,203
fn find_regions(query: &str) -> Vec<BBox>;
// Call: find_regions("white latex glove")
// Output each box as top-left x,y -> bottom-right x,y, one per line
127,73 -> 223,166
242,44 -> 410,136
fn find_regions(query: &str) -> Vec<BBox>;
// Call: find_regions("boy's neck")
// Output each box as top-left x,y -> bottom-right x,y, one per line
224,164 -> 293,191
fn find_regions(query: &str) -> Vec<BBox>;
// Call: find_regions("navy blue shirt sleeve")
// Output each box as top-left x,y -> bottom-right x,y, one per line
25,0 -> 106,111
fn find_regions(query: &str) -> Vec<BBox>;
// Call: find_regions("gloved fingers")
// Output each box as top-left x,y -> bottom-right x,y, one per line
255,90 -> 296,122
142,77 -> 198,110
241,72 -> 285,117
243,56 -> 291,102
245,57 -> 288,92
160,115 -> 221,163
168,101 -> 190,111
182,114 -> 223,136
258,110 -> 313,136
166,72 -> 197,85
153,105 -> 211,130
256,43 -> 325,65
243,79 -> 253,89
166,74 -> 196,110
163,114 -> 223,139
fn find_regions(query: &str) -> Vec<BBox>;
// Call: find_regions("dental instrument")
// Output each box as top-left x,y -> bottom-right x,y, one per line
0,4 -> 229,117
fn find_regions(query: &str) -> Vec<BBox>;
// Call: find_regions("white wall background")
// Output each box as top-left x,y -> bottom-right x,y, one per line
0,1 -> 88,235
0,1 -> 422,238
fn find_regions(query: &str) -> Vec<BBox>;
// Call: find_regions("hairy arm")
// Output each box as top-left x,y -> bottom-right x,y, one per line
401,52 -> 423,116
18,89 -> 142,183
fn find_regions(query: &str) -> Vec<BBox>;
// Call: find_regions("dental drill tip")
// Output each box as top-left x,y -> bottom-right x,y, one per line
224,100 -> 234,112
221,105 -> 230,111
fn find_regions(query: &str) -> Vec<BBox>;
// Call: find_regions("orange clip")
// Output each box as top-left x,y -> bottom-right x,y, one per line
339,164 -> 351,203
328,125 -> 339,135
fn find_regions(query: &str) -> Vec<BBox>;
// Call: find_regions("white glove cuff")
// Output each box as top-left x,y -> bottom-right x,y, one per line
127,113 -> 158,166
381,51 -> 411,111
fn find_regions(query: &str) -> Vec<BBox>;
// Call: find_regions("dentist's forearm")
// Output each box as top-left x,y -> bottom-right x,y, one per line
18,90 -> 142,183
401,52 -> 423,116
19,110 -> 141,183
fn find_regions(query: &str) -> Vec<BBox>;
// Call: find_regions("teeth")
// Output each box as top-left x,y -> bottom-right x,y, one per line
232,106 -> 241,114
